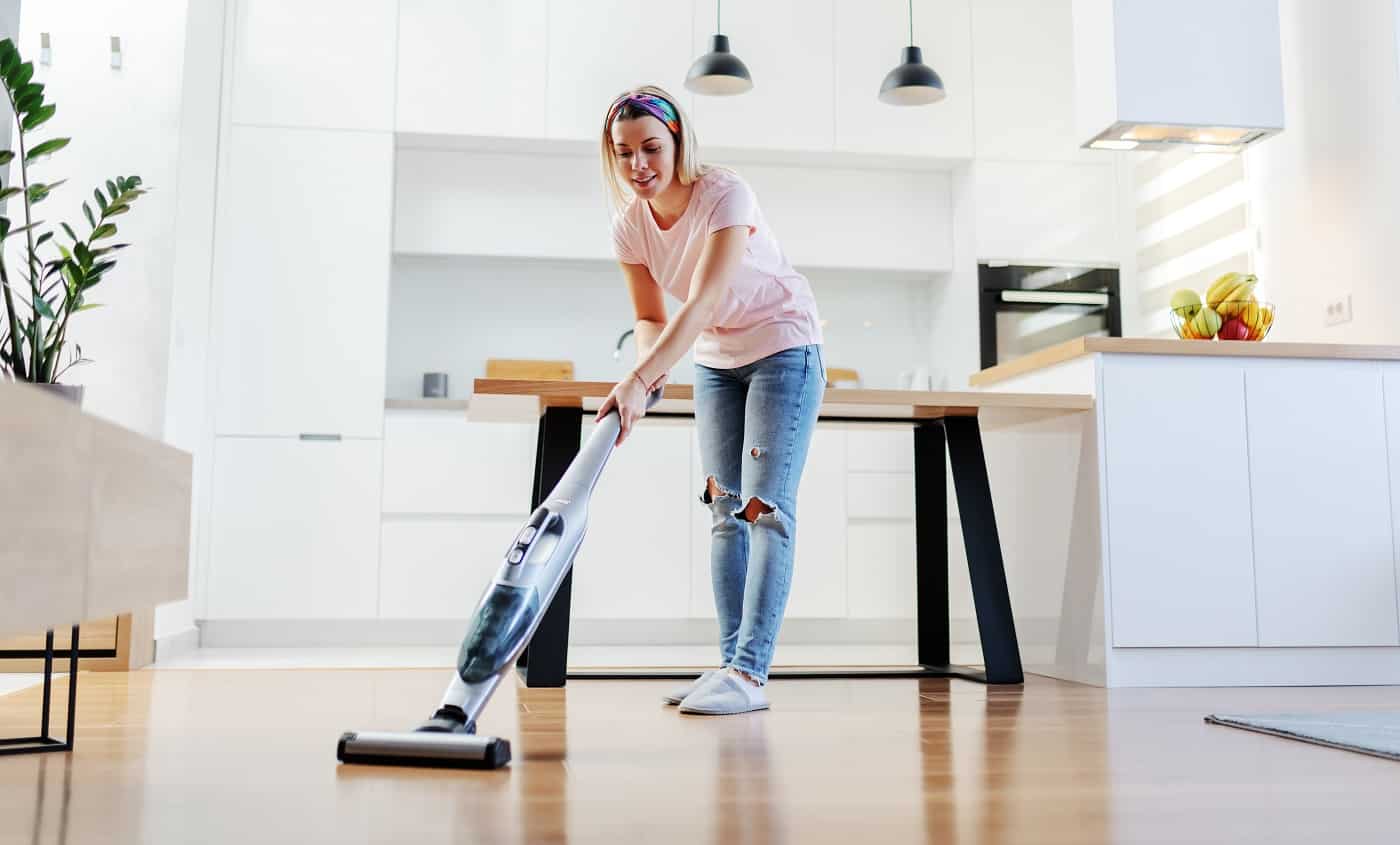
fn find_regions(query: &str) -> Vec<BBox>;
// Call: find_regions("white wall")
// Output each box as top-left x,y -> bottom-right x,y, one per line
386,254 -> 940,397
1244,0 -> 1400,344
13,0 -> 188,437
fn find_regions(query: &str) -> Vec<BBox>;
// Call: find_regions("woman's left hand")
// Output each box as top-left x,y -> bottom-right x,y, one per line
596,371 -> 649,445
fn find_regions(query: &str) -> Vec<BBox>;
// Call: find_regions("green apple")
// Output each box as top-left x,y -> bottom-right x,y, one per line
1171,288 -> 1202,320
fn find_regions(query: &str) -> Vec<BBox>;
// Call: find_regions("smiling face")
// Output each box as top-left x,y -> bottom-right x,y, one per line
609,115 -> 677,202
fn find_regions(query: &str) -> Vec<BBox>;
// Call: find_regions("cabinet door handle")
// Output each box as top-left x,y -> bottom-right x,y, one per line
298,433 -> 342,441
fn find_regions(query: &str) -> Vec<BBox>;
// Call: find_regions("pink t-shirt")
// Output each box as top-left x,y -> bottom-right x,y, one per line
611,168 -> 823,369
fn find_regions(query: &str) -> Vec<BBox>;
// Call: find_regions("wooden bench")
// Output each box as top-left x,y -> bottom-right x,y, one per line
471,379 -> 1093,688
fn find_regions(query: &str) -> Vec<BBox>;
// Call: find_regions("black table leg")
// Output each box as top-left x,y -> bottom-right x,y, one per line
0,625 -> 80,756
943,416 -> 1024,684
516,405 -> 583,688
914,420 -> 950,669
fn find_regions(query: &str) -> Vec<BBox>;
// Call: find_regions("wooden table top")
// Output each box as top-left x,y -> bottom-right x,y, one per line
468,378 -> 1093,424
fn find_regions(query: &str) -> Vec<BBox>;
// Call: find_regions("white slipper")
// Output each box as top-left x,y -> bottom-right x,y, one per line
662,669 -> 720,705
677,668 -> 769,715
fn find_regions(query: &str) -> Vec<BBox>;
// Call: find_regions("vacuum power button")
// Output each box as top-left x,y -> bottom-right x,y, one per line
516,526 -> 538,545
507,548 -> 524,564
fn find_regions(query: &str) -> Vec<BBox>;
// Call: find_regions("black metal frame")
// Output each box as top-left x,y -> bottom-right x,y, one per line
0,626 -> 80,756
513,401 -> 1024,688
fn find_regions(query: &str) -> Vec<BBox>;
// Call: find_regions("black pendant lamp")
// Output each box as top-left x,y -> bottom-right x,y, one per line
686,0 -> 753,95
879,0 -> 945,106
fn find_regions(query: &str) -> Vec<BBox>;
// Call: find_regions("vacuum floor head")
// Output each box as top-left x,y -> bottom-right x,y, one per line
337,730 -> 511,770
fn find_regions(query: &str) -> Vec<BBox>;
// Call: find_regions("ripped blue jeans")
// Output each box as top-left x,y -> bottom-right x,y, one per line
693,344 -> 825,684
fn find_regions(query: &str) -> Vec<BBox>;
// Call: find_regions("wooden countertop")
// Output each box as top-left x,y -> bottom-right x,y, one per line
469,378 -> 1091,426
970,337 -> 1400,388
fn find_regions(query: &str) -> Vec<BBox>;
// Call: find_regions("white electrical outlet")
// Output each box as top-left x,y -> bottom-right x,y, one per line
1324,293 -> 1353,326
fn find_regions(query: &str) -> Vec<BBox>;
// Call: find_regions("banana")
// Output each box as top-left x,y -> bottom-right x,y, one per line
1205,272 -> 1242,308
1189,305 -> 1222,339
1206,272 -> 1258,309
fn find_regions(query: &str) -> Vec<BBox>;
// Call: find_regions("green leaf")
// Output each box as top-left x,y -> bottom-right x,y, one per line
75,302 -> 103,312
91,223 -> 116,240
16,92 -> 42,114
0,186 -> 20,202
105,180 -> 117,201
82,202 -> 94,228
26,183 -> 49,204
74,243 -> 91,269
93,187 -> 107,212
88,260 -> 115,278
11,61 -> 34,89
0,150 -> 12,166
103,203 -> 129,217
24,137 -> 68,162
60,222 -> 76,243
35,231 -> 52,249
0,217 -> 10,239
0,40 -> 17,76
21,104 -> 55,132
32,294 -> 55,320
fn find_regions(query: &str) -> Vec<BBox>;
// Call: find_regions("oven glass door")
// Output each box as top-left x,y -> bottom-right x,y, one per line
993,291 -> 1111,364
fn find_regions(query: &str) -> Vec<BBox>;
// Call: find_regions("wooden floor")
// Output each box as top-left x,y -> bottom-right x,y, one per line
3,669 -> 1400,844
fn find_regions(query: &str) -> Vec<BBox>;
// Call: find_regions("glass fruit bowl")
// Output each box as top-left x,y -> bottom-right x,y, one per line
1170,302 -> 1275,341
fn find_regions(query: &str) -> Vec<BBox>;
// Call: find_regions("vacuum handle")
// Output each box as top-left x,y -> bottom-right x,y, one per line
548,386 -> 663,505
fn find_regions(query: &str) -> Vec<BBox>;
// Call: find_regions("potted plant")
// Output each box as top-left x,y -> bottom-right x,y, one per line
0,37 -> 145,405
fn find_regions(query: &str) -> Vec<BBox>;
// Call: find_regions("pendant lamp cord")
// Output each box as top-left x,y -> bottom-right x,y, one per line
908,0 -> 914,45
717,0 -> 722,33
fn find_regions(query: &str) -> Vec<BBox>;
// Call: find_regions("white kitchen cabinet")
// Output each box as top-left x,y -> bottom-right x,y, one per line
213,127 -> 393,438
571,420 -> 692,619
1246,361 -> 1398,646
847,472 -> 916,520
740,163 -> 954,271
786,427 -> 849,617
395,0 -> 549,137
1101,355 -> 1258,647
382,411 -> 537,514
379,517 -> 525,618
969,0 -> 1088,161
545,0 -> 692,142
688,0 -> 834,152
973,159 -> 1119,265
1388,364 -> 1400,628
833,0 -> 974,159
231,0 -> 397,131
847,522 -> 917,618
207,437 -> 383,619
847,425 -> 914,472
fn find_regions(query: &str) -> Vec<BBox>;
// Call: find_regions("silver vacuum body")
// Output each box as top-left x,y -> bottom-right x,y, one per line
337,388 -> 660,770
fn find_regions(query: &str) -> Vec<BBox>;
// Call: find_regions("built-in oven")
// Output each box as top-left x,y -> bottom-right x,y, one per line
978,263 -> 1121,370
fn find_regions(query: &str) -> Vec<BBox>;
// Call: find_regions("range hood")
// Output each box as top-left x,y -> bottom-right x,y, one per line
1071,0 -> 1284,152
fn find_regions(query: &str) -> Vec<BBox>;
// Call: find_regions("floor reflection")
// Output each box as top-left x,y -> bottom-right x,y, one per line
712,711 -> 783,845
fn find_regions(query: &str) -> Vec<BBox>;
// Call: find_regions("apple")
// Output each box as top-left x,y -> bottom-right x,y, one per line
1218,317 -> 1251,341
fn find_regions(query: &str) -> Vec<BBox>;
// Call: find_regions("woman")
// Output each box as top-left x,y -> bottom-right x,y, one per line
594,85 -> 826,716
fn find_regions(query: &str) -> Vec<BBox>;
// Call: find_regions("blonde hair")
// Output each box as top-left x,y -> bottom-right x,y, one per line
599,84 -> 708,213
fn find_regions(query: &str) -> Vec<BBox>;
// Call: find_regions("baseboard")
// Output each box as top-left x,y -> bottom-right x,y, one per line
195,616 -> 1063,651
154,626 -> 200,663
198,618 -> 924,648
1108,646 -> 1400,687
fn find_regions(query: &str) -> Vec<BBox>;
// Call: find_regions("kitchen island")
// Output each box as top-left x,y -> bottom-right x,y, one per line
973,337 -> 1400,687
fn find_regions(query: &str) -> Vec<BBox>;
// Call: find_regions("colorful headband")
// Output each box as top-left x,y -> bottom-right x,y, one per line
607,93 -> 680,135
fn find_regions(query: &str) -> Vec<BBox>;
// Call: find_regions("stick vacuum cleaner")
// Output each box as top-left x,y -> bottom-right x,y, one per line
336,386 -> 663,770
